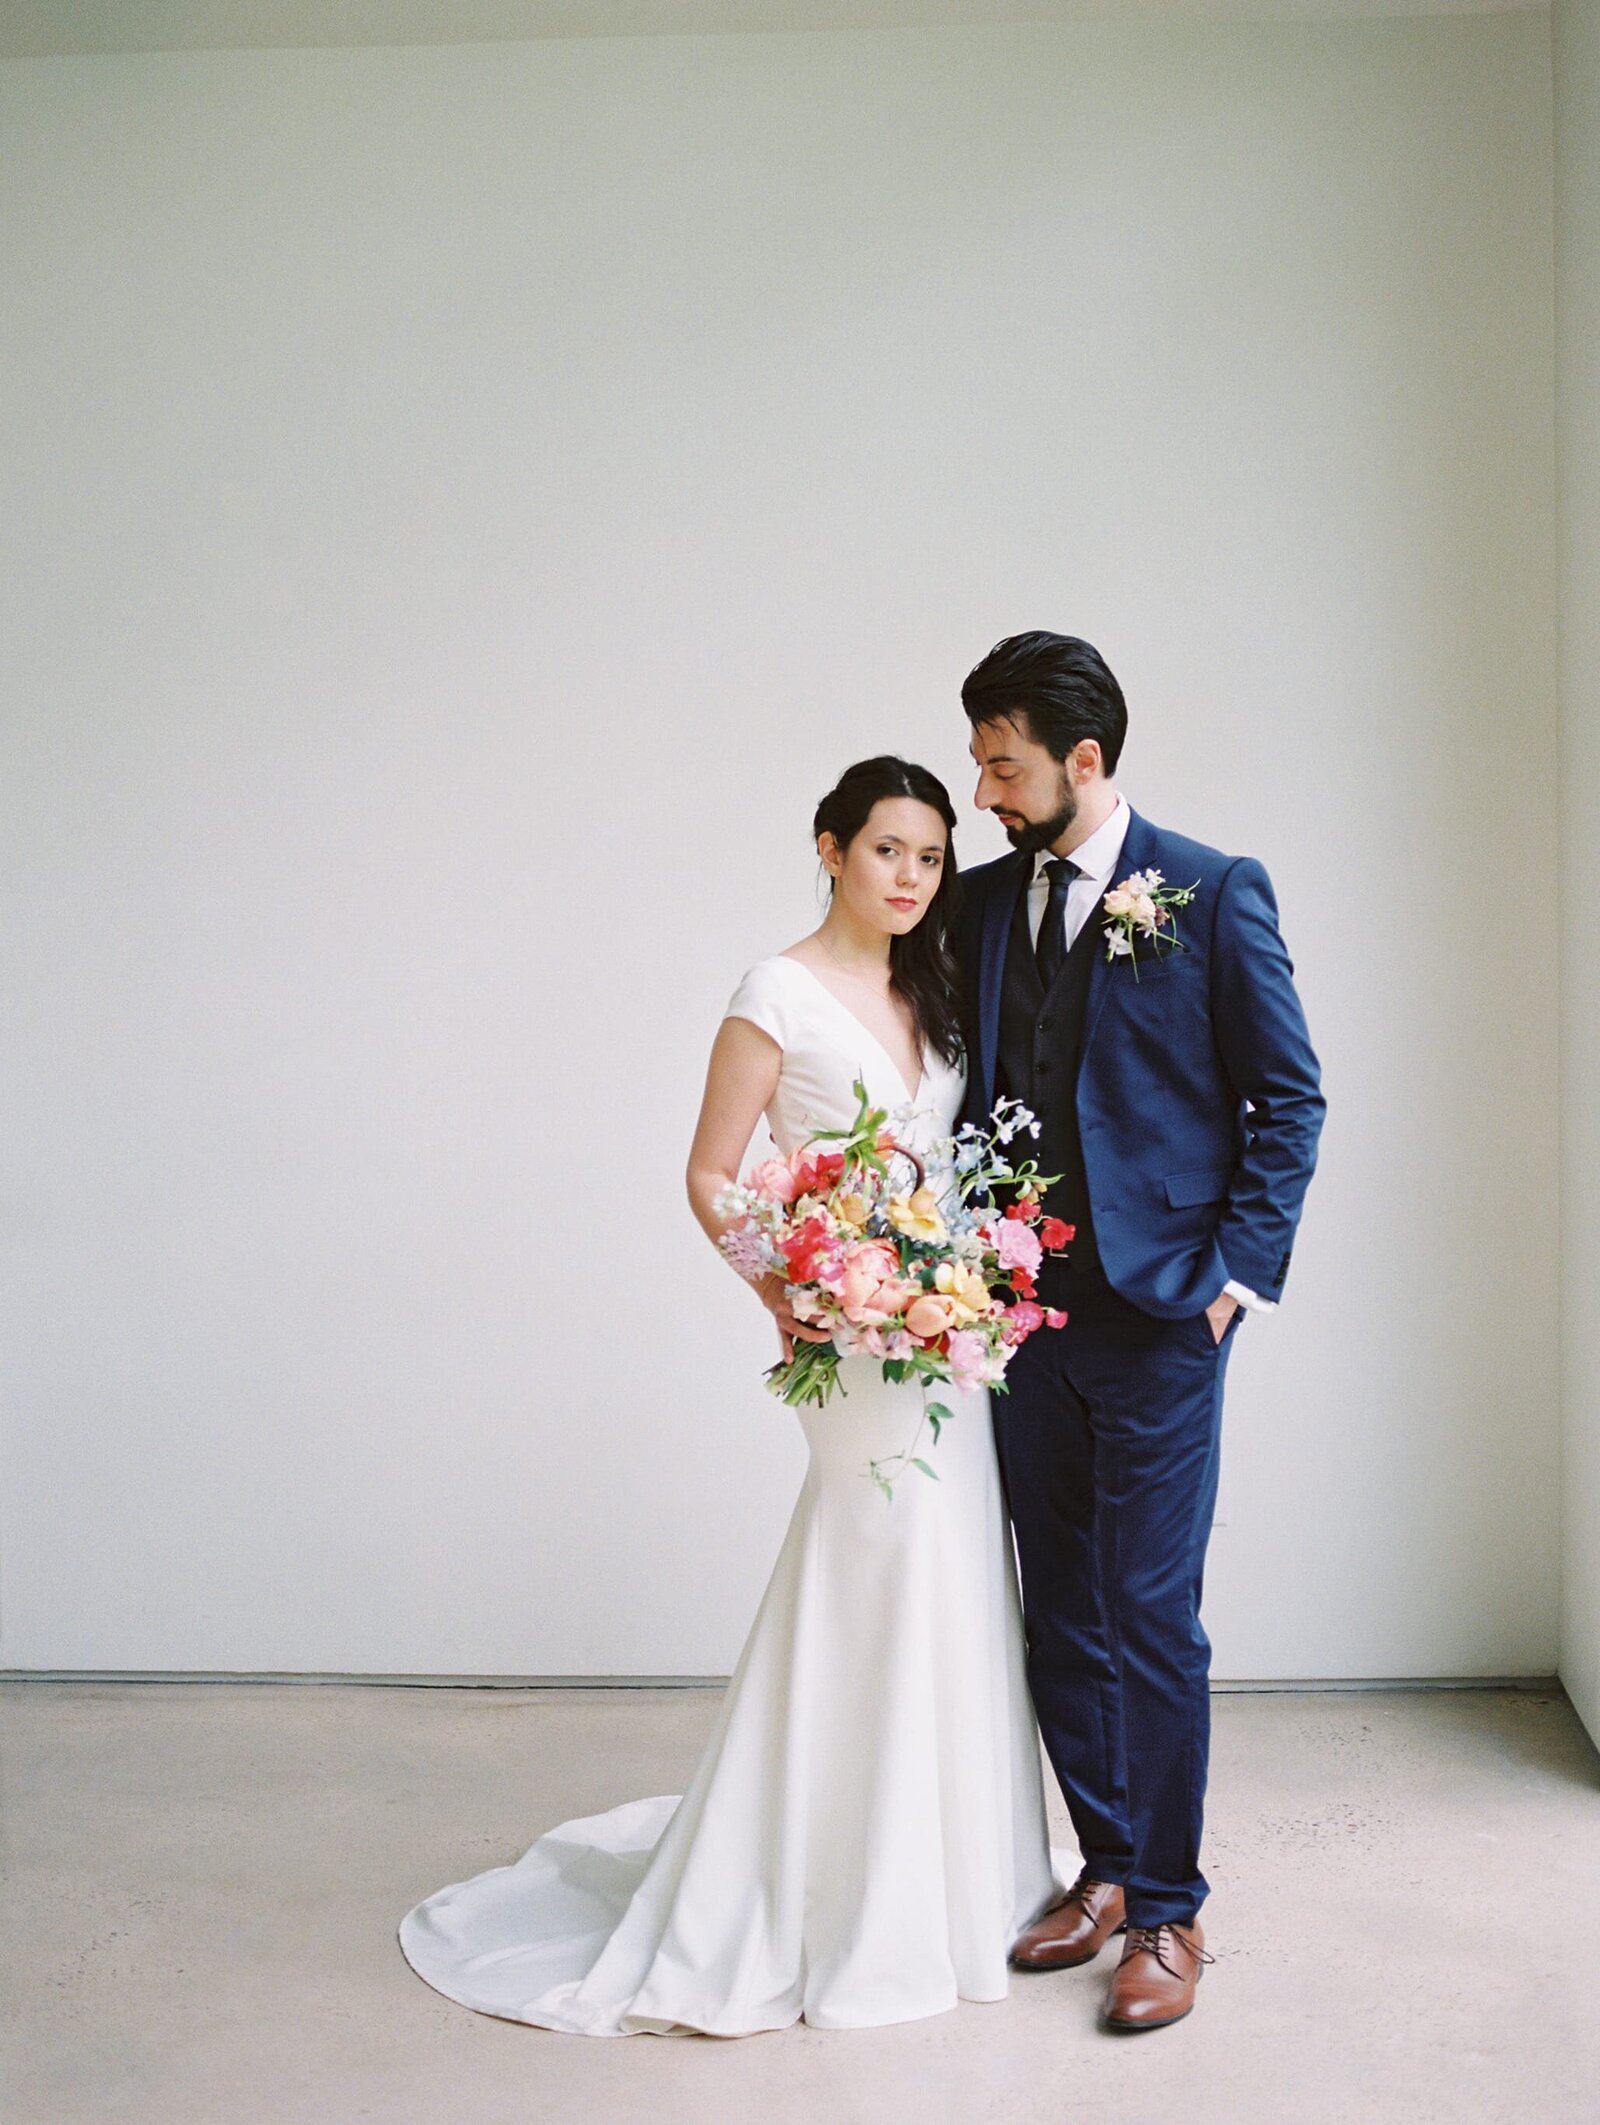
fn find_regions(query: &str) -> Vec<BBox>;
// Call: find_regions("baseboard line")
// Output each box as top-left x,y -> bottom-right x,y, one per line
0,1668 -> 1564,1693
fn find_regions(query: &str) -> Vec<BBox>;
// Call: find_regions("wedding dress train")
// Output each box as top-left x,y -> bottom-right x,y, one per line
398,955 -> 1060,2034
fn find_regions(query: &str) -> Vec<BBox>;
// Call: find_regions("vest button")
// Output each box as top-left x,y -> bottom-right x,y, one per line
1038,1016 -> 1054,1033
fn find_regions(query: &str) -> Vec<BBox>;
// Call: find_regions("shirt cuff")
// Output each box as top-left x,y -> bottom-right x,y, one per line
1223,1279 -> 1277,1314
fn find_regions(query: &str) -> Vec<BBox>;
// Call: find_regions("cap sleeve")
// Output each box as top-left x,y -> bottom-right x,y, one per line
723,959 -> 788,1050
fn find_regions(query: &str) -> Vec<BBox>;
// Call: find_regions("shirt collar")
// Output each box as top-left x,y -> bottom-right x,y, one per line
1030,792 -> 1131,888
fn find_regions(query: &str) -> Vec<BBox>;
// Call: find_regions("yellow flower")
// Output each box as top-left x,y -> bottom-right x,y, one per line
835,1192 -> 871,1231
887,1186 -> 947,1244
935,1259 -> 991,1323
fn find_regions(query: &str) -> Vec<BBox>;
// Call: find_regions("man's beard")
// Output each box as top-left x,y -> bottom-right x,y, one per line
1002,774 -> 1077,855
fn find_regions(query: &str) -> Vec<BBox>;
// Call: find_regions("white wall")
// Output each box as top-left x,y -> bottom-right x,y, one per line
1557,0 -> 1600,1746
0,17 -> 1559,1677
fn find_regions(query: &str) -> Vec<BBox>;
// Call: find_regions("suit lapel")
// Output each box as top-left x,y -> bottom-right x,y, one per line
977,852 -> 1032,1115
1081,807 -> 1157,1059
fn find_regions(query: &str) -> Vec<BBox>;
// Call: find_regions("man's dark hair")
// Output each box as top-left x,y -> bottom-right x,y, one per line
961,631 -> 1128,775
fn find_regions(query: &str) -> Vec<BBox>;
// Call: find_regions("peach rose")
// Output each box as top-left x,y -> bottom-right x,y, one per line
904,1292 -> 958,1341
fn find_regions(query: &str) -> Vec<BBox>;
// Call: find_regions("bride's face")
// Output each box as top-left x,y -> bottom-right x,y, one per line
821,797 -> 948,939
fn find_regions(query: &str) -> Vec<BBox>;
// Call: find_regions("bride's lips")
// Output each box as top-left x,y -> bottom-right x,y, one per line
887,897 -> 919,912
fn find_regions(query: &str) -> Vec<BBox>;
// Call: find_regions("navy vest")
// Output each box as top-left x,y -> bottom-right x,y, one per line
994,868 -> 1100,1270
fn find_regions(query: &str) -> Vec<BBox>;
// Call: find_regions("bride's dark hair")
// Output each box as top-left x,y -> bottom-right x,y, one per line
812,756 -> 964,1069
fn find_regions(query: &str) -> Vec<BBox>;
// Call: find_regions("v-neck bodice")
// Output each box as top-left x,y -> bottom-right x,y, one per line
723,955 -> 965,1157
779,956 -> 927,1105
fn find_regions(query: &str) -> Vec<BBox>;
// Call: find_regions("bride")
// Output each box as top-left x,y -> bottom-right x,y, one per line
399,755 -> 1060,2035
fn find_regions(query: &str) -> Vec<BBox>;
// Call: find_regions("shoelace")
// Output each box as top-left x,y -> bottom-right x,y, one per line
1062,1870 -> 1121,1921
1122,1924 -> 1216,1976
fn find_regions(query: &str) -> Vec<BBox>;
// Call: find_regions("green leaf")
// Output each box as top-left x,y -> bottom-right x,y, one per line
911,1458 -> 939,1481
925,1402 -> 954,1428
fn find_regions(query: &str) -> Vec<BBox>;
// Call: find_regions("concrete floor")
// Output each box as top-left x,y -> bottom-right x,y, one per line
1,1684 -> 1596,2125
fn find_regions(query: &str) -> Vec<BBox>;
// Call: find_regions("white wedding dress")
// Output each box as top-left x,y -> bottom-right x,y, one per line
398,954 -> 1061,2035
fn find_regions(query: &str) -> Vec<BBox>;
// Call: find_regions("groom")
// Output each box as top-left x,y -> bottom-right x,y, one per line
956,632 -> 1324,2032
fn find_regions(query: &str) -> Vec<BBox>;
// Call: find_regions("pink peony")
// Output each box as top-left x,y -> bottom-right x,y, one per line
836,1240 -> 905,1325
750,1157 -> 800,1206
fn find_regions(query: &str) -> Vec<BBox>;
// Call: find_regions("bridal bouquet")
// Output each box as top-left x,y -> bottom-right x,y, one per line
714,1082 -> 1073,1495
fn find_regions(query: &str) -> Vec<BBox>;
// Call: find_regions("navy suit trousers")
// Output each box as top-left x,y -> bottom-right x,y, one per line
993,1262 -> 1242,1928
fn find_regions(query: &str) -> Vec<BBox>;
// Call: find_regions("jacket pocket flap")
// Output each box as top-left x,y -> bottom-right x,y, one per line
1165,1166 -> 1232,1209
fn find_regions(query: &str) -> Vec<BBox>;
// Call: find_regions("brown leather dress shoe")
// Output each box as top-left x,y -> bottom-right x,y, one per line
1010,1869 -> 1128,1970
1102,1920 -> 1213,2031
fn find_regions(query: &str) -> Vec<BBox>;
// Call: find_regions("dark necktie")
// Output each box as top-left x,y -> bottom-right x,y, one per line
1035,856 -> 1079,989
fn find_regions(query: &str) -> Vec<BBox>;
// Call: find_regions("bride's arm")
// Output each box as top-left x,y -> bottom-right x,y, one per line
686,1016 -> 831,1357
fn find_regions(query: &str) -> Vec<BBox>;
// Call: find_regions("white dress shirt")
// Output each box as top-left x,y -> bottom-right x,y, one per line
1026,792 -> 1272,1317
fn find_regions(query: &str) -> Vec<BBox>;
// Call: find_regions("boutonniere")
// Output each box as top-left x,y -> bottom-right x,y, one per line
1102,869 -> 1198,977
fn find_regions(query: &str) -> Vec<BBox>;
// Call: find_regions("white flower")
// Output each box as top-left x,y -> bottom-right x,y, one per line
1106,930 -> 1134,958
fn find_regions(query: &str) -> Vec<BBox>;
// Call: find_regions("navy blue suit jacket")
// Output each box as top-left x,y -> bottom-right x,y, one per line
957,808 -> 1325,1319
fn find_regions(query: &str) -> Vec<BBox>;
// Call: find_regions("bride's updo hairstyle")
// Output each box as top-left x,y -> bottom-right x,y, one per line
812,756 -> 964,1069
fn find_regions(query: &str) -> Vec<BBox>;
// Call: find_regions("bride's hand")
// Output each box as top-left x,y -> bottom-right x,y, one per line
757,1273 -> 832,1361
